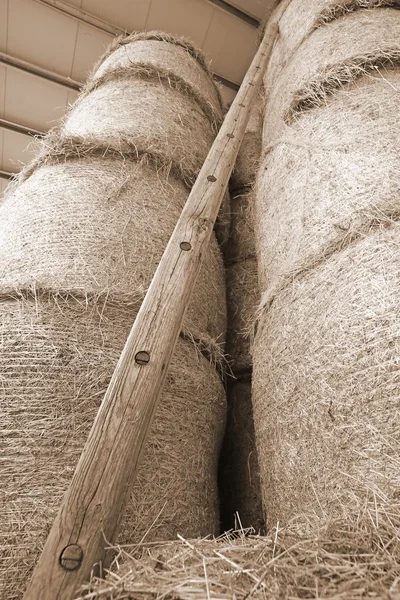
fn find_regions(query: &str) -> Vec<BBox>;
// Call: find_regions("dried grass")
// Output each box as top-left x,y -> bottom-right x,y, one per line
264,0 -> 400,90
253,227 -> 400,531
230,94 -> 264,193
63,78 -> 215,182
93,31 -> 221,103
226,260 -> 259,374
0,294 -> 226,599
76,508 -> 400,599
264,8 -> 400,139
88,37 -> 222,130
0,155 -> 226,350
256,70 -> 399,292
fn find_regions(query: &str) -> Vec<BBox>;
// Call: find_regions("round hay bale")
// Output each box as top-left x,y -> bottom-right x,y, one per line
263,7 -> 400,139
219,380 -> 265,532
264,0 -> 399,88
256,70 -> 400,292
0,293 -> 226,599
252,227 -> 400,532
226,260 -> 259,373
225,189 -> 257,264
64,78 -> 215,183
230,95 -> 263,192
0,156 -> 226,347
90,33 -> 222,126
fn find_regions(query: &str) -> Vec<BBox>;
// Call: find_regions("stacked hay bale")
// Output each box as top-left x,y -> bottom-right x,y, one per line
0,33 -> 227,598
219,96 -> 264,532
253,0 -> 400,533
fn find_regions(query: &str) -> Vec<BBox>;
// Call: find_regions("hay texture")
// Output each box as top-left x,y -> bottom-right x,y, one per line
0,295 -> 226,599
253,3 -> 400,535
256,70 -> 400,293
77,511 -> 400,600
0,156 -> 226,349
230,93 -> 264,193
264,0 -> 400,91
226,260 -> 259,373
253,227 -> 400,531
264,7 -> 400,140
62,31 -> 229,243
219,380 -> 264,532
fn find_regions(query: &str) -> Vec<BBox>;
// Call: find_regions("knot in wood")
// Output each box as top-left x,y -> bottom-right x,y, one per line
227,133 -> 235,139
60,544 -> 83,571
180,241 -> 192,251
135,351 -> 150,365
207,175 -> 217,182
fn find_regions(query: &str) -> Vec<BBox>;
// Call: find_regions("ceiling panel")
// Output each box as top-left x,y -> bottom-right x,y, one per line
145,0 -> 214,47
0,65 -> 5,116
71,23 -> 113,81
203,8 -> 258,84
228,0 -> 278,20
0,177 -> 9,200
3,66 -> 69,130
1,129 -> 39,173
67,88 -> 80,110
7,0 -> 79,77
0,128 -> 3,170
0,0 -> 7,51
82,0 -> 151,32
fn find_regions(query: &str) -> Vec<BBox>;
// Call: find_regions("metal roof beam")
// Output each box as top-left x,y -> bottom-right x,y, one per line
207,0 -> 260,27
0,52 -> 81,90
32,0 -> 242,89
0,170 -> 13,180
0,118 -> 44,138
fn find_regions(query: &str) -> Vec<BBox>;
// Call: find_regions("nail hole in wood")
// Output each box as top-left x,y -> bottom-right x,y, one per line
207,175 -> 217,182
180,241 -> 192,251
135,351 -> 150,365
60,545 -> 83,571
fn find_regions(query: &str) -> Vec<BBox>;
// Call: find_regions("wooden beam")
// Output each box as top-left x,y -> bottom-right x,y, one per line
23,2 -> 290,598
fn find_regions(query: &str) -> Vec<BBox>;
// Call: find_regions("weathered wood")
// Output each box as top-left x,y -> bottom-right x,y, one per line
23,4 -> 289,598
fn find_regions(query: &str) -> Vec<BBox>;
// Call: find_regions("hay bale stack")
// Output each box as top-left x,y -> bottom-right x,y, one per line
0,33 -> 227,598
253,3 -> 400,532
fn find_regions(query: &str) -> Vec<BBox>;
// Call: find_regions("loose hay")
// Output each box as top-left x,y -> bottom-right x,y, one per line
253,227 -> 400,532
256,70 -> 400,293
0,156 -> 226,349
0,294 -> 226,599
77,510 -> 400,600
